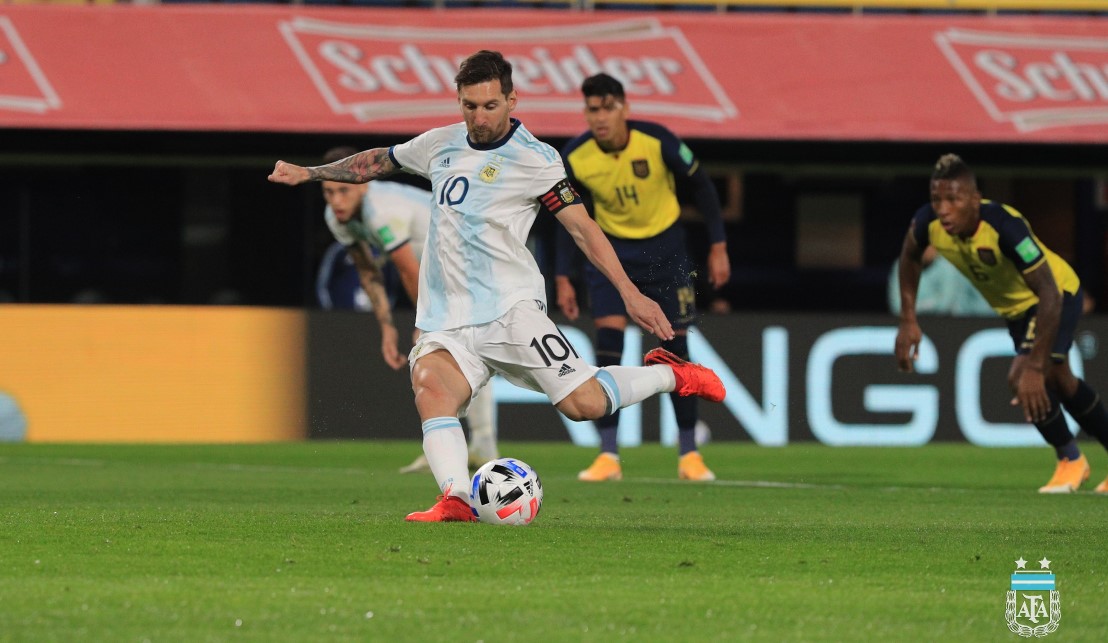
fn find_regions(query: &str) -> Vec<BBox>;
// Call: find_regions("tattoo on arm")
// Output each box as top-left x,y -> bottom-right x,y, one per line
350,243 -> 394,326
363,279 -> 394,328
308,148 -> 396,183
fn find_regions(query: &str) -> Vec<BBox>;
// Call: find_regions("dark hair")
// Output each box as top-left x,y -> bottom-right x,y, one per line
323,146 -> 359,165
931,153 -> 975,184
581,73 -> 625,100
455,50 -> 513,95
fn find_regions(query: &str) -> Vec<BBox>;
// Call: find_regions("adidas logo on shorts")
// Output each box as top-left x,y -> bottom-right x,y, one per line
557,363 -> 575,377
438,157 -> 451,167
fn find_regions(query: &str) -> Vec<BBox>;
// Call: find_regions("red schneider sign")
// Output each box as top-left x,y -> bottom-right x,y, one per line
1,5 -> 1107,142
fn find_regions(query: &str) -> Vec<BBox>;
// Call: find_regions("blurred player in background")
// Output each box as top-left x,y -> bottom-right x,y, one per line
895,153 -> 1108,494
315,146 -> 498,472
556,73 -> 730,483
270,50 -> 726,522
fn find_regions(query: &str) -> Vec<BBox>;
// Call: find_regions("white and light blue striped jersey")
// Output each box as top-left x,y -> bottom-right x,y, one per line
389,119 -> 566,332
325,180 -> 431,261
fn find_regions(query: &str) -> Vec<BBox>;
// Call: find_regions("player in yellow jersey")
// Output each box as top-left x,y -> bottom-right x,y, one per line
895,154 -> 1108,494
556,73 -> 730,482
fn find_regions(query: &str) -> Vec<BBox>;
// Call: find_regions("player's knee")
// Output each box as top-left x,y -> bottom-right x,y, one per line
556,382 -> 608,421
411,360 -> 467,415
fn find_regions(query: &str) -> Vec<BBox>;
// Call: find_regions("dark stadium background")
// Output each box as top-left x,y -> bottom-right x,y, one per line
1,2 -> 1104,315
1,1 -> 1107,445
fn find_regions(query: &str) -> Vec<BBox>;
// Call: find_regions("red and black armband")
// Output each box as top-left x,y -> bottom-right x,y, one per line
538,179 -> 581,216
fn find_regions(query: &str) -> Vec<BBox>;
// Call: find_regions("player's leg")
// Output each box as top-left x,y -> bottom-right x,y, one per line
575,257 -> 631,481
1055,369 -> 1108,493
399,327 -> 432,474
466,384 -> 499,467
1011,355 -> 1087,493
481,300 -> 725,472
1050,291 -> 1108,493
578,317 -> 627,482
638,226 -> 715,480
405,342 -> 482,522
652,333 -> 715,481
558,353 -> 724,419
1006,308 -> 1088,493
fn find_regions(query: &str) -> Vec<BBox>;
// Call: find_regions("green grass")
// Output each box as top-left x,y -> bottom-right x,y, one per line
1,442 -> 1106,642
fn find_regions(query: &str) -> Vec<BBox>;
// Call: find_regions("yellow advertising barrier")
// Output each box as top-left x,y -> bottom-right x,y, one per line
0,306 -> 306,443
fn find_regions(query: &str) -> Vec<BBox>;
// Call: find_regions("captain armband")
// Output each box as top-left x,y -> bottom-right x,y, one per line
538,179 -> 581,216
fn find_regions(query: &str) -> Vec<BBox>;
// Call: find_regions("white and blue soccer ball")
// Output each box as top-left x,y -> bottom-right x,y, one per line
470,458 -> 543,526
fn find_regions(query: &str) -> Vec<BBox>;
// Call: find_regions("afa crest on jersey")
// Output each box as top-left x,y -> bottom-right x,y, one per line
479,158 -> 503,184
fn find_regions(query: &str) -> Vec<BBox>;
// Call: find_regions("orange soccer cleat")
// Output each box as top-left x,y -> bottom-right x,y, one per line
577,452 -> 622,482
678,451 -> 716,482
644,348 -> 726,403
405,494 -> 478,522
1038,455 -> 1090,494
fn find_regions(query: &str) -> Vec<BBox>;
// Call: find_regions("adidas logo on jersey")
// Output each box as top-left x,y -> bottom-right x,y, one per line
557,364 -> 576,377
438,157 -> 451,167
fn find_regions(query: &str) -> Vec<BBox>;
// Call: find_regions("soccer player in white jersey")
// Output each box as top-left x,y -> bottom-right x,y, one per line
317,145 -> 499,472
270,50 -> 726,522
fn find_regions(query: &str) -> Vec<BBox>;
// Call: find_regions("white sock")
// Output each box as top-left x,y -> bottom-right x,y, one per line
421,417 -> 470,499
596,365 -> 675,414
465,386 -> 499,461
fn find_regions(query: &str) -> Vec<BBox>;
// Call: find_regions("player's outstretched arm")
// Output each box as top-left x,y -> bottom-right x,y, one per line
349,241 -> 407,370
268,148 -> 397,186
895,228 -> 926,373
556,203 -> 674,340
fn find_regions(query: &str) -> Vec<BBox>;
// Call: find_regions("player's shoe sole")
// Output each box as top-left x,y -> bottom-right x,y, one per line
405,495 -> 477,522
577,452 -> 622,482
1038,455 -> 1090,493
1095,476 -> 1108,494
644,348 -> 726,403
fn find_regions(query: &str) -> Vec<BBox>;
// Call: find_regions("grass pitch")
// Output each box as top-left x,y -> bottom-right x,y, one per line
1,442 -> 1106,642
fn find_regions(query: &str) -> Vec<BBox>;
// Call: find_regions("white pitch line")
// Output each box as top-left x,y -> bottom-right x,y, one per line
630,477 -> 974,493
634,477 -> 842,490
0,457 -> 106,467
186,462 -> 368,476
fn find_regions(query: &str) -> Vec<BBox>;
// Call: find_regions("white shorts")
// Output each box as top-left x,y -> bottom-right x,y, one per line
409,300 -> 597,410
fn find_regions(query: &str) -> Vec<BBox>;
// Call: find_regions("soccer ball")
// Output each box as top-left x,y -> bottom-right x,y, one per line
469,458 -> 543,526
